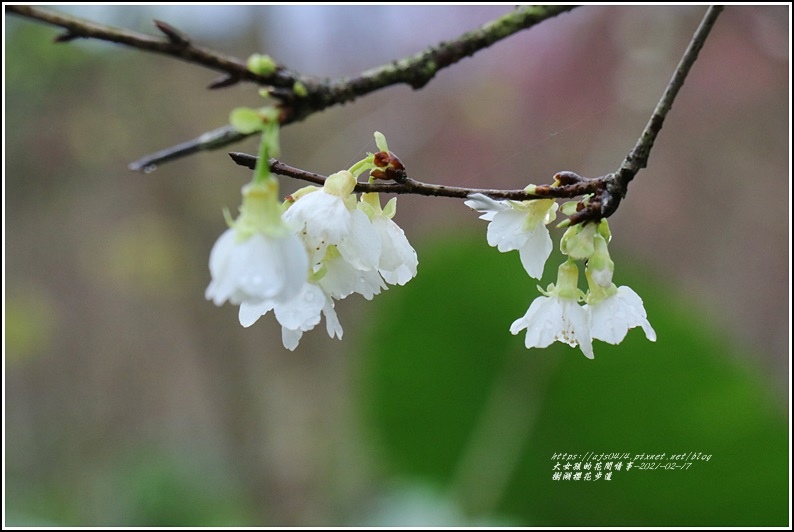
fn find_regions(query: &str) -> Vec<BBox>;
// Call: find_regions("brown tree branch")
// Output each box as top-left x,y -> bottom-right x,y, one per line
228,153 -> 600,201
6,5 -> 299,88
602,5 -> 724,219
8,5 -> 575,171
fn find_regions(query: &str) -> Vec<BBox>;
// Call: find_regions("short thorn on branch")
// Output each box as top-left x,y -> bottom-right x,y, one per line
153,20 -> 190,46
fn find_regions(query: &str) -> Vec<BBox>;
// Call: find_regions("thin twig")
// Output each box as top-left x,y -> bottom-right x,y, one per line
129,126 -> 243,172
563,5 -> 723,224
605,5 -> 724,212
228,153 -> 600,201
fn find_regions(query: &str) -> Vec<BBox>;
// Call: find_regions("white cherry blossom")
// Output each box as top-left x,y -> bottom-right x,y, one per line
359,193 -> 418,286
284,170 -> 381,270
510,260 -> 594,358
238,282 -> 343,351
510,294 -> 594,359
585,282 -> 656,345
464,193 -> 557,279
205,181 -> 308,309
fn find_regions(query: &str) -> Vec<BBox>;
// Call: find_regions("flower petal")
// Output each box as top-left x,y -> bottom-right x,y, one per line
238,299 -> 275,328
517,225 -> 553,279
337,209 -> 381,270
284,191 -> 352,246
587,286 -> 656,345
323,298 -> 343,340
281,327 -> 303,351
511,296 -> 562,349
274,283 -> 324,331
373,216 -> 418,285
464,193 -> 510,221
486,209 -> 529,252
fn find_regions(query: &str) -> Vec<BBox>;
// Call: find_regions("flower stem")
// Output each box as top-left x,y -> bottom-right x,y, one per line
253,132 -> 273,185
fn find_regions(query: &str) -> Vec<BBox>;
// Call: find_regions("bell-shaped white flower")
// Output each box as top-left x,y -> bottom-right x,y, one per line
238,281 -> 343,351
316,246 -> 387,301
280,291 -> 343,351
510,260 -> 594,358
586,231 -> 614,288
464,193 -> 557,279
284,170 -> 380,270
584,271 -> 656,345
358,192 -> 418,286
206,180 -> 308,308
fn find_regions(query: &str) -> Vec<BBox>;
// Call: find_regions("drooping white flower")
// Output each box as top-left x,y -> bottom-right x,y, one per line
585,276 -> 656,345
238,281 -> 343,351
284,170 -> 381,270
280,291 -> 343,351
464,193 -> 558,279
586,233 -> 614,288
358,192 -> 418,286
317,245 -> 387,301
510,260 -> 594,358
206,180 -> 308,308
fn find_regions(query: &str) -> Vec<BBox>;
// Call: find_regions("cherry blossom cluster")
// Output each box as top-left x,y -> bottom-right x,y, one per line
206,132 -> 417,350
205,111 -> 651,357
465,191 -> 655,358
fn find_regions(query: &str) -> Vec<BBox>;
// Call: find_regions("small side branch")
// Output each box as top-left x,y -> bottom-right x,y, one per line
129,126 -> 244,172
611,6 -> 724,197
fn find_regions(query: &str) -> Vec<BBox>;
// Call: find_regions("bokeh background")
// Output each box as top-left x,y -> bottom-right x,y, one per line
4,5 -> 790,527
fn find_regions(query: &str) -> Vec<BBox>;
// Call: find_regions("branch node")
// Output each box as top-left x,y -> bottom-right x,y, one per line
553,171 -> 583,185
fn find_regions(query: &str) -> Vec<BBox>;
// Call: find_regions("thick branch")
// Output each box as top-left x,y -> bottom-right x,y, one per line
113,5 -> 573,170
294,6 -> 577,116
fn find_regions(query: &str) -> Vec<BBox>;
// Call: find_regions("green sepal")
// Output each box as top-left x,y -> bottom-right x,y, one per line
374,131 -> 389,153
230,107 -> 264,134
382,197 -> 398,219
561,201 -> 579,216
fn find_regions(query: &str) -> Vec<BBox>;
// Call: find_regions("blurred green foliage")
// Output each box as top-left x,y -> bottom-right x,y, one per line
7,448 -> 257,527
359,236 -> 788,526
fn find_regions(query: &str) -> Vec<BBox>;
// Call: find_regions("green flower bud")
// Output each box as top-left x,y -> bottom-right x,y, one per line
324,170 -> 357,197
247,53 -> 277,76
560,223 -> 596,260
292,81 -> 308,98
